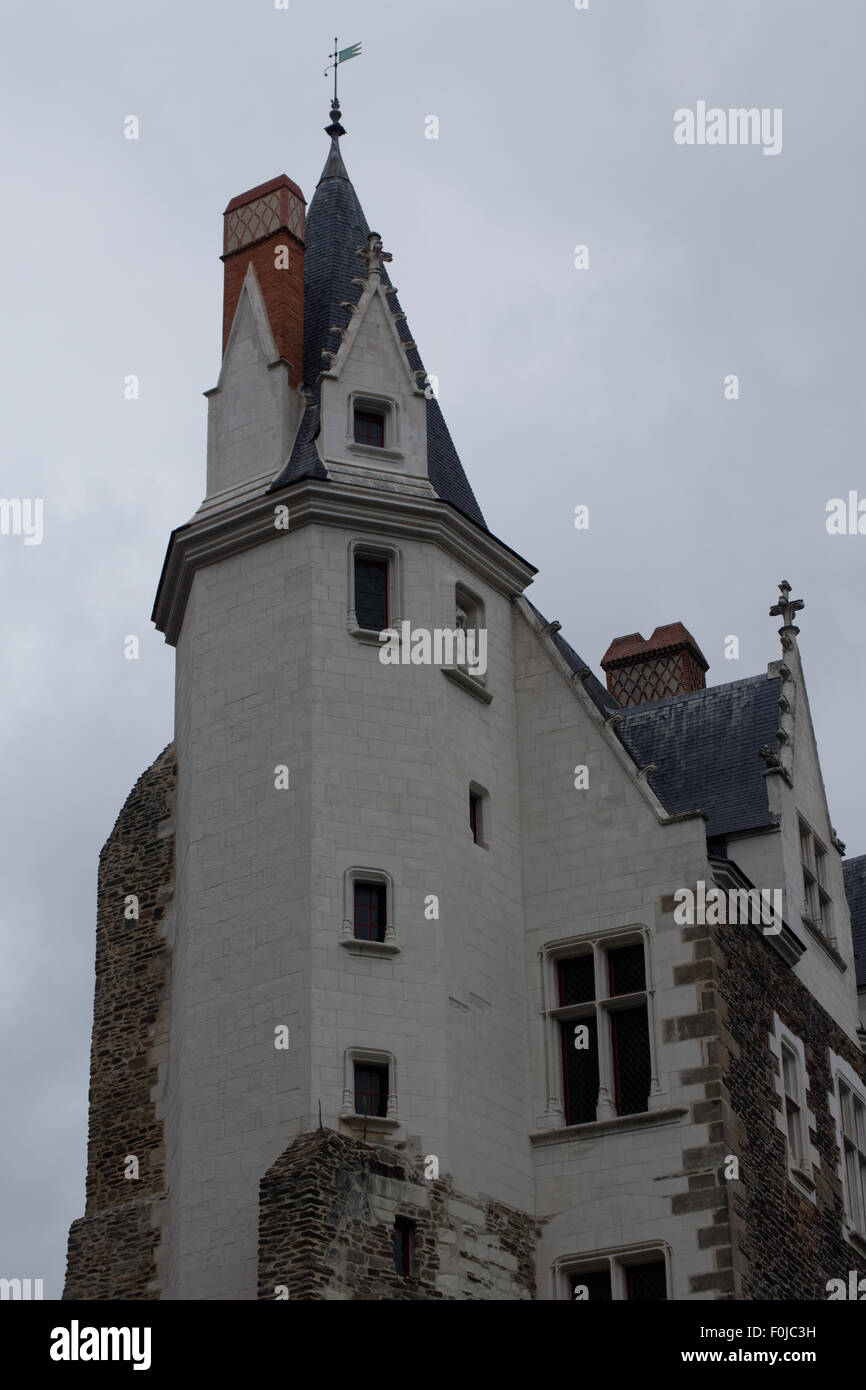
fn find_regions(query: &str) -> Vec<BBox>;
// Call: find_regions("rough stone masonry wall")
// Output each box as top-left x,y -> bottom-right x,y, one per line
63,745 -> 176,1300
259,1129 -> 537,1300
709,914 -> 866,1300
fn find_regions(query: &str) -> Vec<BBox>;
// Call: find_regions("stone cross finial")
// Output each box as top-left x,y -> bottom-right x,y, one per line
356,232 -> 393,278
769,580 -> 805,631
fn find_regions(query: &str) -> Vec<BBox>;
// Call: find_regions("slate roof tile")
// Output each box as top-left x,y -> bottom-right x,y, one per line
615,675 -> 781,838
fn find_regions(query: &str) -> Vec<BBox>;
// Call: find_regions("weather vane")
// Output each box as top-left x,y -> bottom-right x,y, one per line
324,37 -> 362,106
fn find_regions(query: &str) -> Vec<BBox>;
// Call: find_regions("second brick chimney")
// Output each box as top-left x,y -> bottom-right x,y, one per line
601,623 -> 709,707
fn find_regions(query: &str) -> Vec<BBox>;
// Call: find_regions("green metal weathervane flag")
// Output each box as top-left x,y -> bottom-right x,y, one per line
325,38 -> 362,104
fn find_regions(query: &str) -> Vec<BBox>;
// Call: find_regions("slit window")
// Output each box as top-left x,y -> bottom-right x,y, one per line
393,1218 -> 416,1278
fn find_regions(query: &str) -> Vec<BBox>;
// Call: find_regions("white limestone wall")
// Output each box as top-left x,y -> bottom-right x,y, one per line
781,673 -> 860,1037
164,529 -> 315,1300
535,1125 -> 717,1300
513,613 -> 722,1298
308,522 -> 535,1213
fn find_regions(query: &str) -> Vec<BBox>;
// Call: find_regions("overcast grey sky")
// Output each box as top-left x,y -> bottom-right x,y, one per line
1,0 -> 863,1298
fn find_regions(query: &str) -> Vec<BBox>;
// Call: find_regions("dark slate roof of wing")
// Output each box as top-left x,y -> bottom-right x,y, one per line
269,132 -> 486,529
843,856 -> 866,989
615,674 -> 782,838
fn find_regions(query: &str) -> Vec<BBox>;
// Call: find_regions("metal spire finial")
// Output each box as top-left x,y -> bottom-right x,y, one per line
324,37 -> 361,134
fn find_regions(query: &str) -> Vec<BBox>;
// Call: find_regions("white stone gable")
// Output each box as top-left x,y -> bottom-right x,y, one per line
204,264 -> 302,504
318,270 -> 430,485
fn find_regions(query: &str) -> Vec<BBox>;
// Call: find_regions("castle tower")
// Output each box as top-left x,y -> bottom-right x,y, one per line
64,107 -> 866,1304
66,105 -> 539,1301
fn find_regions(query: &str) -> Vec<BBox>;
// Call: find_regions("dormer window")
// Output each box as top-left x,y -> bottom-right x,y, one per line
354,406 -> 386,449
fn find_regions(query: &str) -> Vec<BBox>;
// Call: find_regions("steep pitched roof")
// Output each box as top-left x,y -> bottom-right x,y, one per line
269,126 -> 486,529
615,675 -> 781,838
843,856 -> 866,989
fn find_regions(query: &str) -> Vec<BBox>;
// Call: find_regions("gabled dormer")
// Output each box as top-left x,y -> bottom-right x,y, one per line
317,230 -> 430,486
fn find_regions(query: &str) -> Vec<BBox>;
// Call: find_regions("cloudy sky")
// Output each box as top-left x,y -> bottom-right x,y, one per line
1,0 -> 863,1297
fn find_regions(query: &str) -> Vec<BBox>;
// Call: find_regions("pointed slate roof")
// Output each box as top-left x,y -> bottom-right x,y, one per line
269,113 -> 486,529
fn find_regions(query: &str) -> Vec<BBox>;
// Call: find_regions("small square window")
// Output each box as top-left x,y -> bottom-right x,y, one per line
393,1218 -> 416,1278
354,407 -> 385,449
354,882 -> 386,943
558,955 -> 595,1007
570,1268 -> 611,1301
625,1258 -> 667,1300
607,943 -> 646,997
354,1063 -> 389,1118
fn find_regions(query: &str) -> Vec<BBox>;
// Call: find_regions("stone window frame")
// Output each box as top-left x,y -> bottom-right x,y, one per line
798,815 -> 834,946
828,1049 -> 866,1251
538,925 -> 668,1132
340,1047 -> 401,1136
346,391 -> 404,463
553,1240 -> 672,1302
769,1012 -> 819,1202
340,866 -> 400,957
347,537 -> 403,645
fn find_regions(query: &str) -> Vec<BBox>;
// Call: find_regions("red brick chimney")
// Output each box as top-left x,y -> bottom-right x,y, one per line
221,175 -> 306,388
601,623 -> 709,707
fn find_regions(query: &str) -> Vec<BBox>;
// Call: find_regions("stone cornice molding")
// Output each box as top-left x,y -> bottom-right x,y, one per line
153,481 -> 536,646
